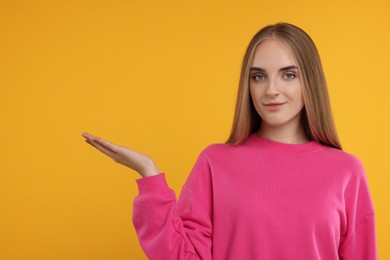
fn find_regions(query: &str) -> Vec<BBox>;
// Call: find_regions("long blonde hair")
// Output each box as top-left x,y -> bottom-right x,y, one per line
226,22 -> 342,150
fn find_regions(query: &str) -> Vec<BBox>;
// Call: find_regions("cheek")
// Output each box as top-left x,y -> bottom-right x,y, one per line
249,86 -> 264,108
286,84 -> 304,105
249,87 -> 268,118
249,85 -> 256,103
249,84 -> 265,99
294,92 -> 304,107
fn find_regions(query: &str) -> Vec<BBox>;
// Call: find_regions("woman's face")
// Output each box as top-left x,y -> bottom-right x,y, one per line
249,38 -> 304,129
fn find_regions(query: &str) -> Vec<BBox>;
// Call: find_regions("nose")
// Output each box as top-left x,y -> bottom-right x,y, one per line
265,78 -> 279,96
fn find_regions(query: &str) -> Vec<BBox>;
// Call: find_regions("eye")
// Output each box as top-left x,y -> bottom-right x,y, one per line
283,73 -> 296,79
251,74 -> 267,81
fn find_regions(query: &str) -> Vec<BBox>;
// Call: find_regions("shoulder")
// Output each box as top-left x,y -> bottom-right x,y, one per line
197,141 -> 239,159
328,146 -> 363,165
321,146 -> 366,178
324,146 -> 362,163
191,141 -> 242,168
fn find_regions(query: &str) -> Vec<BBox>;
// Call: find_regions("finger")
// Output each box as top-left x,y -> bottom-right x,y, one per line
85,138 -> 98,148
94,136 -> 122,153
82,133 -> 118,153
85,139 -> 101,150
82,132 -> 93,138
86,139 -> 118,159
83,133 -> 122,159
82,132 -> 95,141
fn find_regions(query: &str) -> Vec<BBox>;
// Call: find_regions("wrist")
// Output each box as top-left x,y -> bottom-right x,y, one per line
142,162 -> 160,177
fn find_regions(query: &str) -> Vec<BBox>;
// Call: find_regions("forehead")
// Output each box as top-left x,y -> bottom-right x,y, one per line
251,39 -> 296,69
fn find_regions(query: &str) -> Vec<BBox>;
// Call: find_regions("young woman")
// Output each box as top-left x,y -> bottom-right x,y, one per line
82,23 -> 377,259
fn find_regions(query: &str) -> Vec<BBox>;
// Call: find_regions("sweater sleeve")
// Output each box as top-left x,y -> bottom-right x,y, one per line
132,149 -> 213,260
338,157 -> 378,259
339,214 -> 377,259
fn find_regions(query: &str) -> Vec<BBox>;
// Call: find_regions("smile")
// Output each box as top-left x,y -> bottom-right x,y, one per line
263,102 -> 287,111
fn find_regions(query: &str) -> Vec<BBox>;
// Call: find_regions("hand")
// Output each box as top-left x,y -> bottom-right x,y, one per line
81,132 -> 160,178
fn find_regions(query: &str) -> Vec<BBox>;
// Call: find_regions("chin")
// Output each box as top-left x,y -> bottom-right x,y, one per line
260,117 -> 289,127
260,115 -> 300,128
266,121 -> 290,127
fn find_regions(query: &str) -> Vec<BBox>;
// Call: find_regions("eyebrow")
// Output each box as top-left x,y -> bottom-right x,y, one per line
250,65 -> 298,72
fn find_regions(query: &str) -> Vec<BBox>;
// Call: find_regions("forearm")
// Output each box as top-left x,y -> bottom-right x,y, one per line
132,174 -> 211,260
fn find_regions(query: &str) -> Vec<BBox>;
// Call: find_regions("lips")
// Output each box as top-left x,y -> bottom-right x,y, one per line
263,102 -> 286,111
264,102 -> 286,106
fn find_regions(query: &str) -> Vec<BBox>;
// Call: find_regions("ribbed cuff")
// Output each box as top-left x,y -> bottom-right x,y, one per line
135,173 -> 171,194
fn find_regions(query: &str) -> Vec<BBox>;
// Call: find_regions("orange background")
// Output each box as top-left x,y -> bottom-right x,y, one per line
0,0 -> 389,259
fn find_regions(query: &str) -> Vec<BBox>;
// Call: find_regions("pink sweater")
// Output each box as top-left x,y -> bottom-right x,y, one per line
132,134 -> 377,259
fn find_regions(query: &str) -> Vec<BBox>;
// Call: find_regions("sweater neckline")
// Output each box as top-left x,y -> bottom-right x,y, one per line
247,133 -> 326,154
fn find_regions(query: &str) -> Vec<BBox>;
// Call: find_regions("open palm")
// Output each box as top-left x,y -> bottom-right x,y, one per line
82,132 -> 160,177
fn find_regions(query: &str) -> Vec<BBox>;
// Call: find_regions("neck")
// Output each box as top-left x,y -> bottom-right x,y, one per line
255,120 -> 308,144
